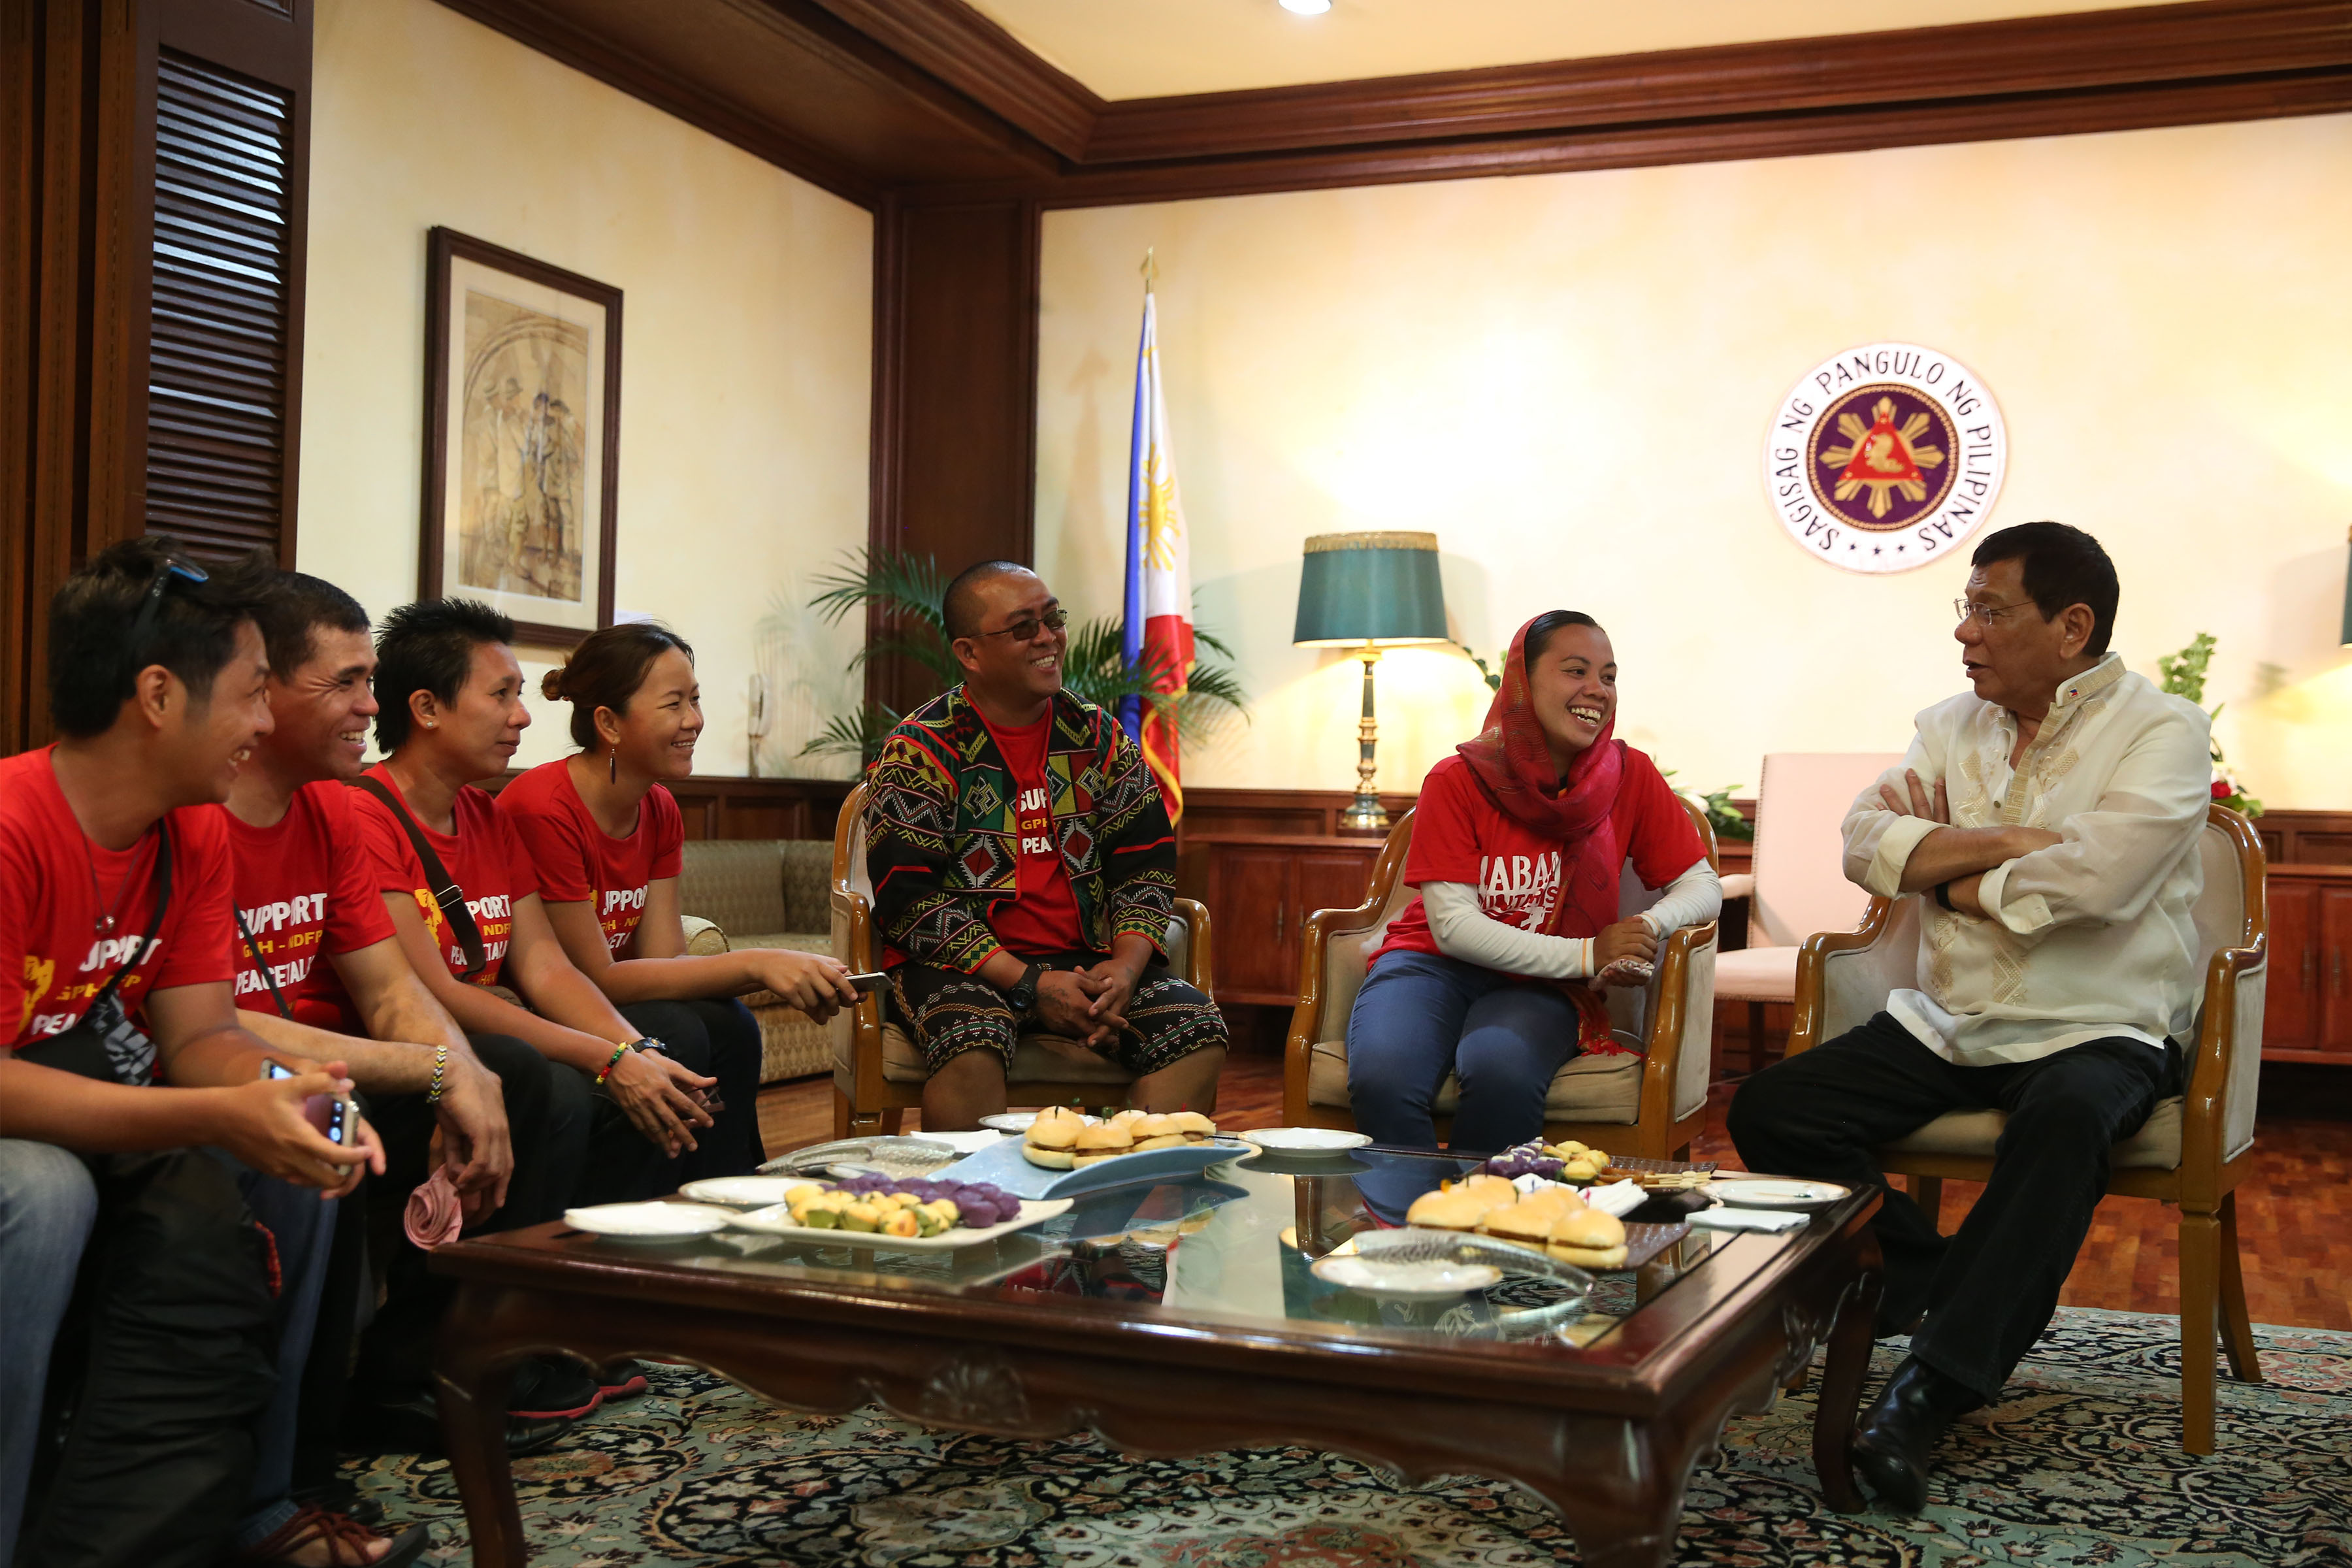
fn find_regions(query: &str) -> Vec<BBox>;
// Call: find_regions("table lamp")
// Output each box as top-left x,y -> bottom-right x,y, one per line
1294,531 -> 1449,832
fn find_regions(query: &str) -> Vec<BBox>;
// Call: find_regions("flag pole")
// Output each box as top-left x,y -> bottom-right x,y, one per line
1141,246 -> 1157,294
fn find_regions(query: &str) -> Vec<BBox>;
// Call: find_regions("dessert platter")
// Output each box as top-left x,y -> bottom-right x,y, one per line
709,1174 -> 1069,1251
1406,1175 -> 1633,1271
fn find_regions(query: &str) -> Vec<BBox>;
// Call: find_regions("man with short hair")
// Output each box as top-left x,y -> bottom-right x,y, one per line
1730,521 -> 2211,1512
0,540 -> 383,1568
866,561 -> 1228,1129
225,571 -> 598,1450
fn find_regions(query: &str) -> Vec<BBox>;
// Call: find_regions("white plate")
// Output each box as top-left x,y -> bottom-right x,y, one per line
1311,1254 -> 1503,1300
679,1176 -> 813,1208
1239,1128 -> 1374,1154
977,1111 -> 1100,1133
725,1197 -> 1071,1250
1699,1178 -> 1850,1211
564,1201 -> 736,1239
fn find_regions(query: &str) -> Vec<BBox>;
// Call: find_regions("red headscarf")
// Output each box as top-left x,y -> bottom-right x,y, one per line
1455,614 -> 1626,941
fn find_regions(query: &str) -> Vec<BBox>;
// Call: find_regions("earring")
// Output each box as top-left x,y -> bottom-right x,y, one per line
608,748 -> 617,783
424,721 -> 436,730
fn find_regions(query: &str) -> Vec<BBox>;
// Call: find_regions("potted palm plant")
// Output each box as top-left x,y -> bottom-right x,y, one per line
800,548 -> 1249,766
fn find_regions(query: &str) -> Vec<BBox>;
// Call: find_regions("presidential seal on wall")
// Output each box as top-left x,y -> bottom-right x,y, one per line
1763,342 -> 2006,574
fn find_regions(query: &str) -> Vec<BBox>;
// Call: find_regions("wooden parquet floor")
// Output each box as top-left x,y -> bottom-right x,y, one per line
759,1051 -> 2352,1330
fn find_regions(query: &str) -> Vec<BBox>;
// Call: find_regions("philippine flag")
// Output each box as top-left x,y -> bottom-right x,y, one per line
1120,289 -> 1194,822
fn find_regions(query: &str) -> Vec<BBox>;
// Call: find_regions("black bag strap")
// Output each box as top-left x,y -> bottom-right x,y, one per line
233,907 -> 293,1019
91,815 -> 173,1011
352,776 -> 485,977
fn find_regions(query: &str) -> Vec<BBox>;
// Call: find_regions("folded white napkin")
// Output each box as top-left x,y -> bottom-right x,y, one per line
1507,1174 -> 1646,1218
1688,1206 -> 1809,1233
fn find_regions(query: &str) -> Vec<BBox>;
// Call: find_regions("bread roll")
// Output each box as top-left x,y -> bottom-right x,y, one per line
1034,1105 -> 1086,1130
1545,1208 -> 1628,1269
1478,1205 -> 1553,1246
1405,1189 -> 1494,1231
1022,1115 -> 1079,1168
1168,1111 -> 1217,1140
1511,1186 -> 1586,1222
1130,1114 -> 1186,1151
1456,1174 -> 1518,1203
1073,1122 -> 1136,1166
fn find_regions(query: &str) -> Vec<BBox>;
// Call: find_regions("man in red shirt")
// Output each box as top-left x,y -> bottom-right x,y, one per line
225,572 -> 599,1451
0,542 -> 383,1568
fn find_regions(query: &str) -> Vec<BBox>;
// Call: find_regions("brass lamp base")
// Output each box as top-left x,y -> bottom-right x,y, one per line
1339,644 -> 1391,834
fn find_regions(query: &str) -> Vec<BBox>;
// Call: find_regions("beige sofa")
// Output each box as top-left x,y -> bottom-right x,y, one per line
676,838 -> 838,1083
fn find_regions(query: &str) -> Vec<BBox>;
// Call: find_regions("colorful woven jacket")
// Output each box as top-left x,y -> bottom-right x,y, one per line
864,685 -> 1177,974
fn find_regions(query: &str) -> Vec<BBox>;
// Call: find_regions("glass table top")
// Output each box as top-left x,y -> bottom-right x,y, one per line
534,1145 -> 1828,1362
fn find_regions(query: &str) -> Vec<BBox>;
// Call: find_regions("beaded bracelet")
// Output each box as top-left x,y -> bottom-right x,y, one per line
596,1040 -> 636,1085
425,1043 -> 451,1105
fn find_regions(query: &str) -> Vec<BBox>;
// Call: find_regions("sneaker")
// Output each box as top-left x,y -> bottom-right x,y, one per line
595,1359 -> 649,1403
507,1356 -> 602,1422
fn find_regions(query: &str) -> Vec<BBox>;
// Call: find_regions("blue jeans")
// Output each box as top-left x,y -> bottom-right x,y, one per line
1345,949 -> 1584,1156
0,1142 -> 99,1568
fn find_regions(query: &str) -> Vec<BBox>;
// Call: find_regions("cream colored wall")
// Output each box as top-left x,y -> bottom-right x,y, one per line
1036,114 -> 2352,809
301,0 -> 872,777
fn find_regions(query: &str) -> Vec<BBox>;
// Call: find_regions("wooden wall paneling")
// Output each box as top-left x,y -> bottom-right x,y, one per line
866,195 -> 1040,715
1079,0 -> 2352,163
2270,877 -> 2319,1050
2325,883 -> 2352,1054
2259,809 -> 2352,866
478,771 -> 853,841
800,0 -> 1100,161
1,0 -> 46,754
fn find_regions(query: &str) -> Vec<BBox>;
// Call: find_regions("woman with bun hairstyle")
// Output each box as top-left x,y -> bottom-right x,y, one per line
1345,610 -> 1721,1154
503,623 -> 856,1174
352,598 -> 737,1206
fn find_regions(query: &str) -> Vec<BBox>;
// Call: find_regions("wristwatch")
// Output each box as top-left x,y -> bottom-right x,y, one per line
1005,962 -> 1045,1018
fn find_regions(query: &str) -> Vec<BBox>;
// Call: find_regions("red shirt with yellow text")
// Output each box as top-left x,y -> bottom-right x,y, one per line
346,766 -> 536,987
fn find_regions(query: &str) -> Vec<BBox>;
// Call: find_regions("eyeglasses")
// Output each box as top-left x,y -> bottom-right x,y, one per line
128,555 -> 210,649
1953,598 -> 2035,628
970,608 -> 1068,644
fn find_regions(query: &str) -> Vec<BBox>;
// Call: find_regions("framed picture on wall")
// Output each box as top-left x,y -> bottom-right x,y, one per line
420,227 -> 621,646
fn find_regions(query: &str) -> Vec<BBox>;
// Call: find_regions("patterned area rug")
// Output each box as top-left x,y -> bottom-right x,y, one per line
348,1308 -> 2352,1567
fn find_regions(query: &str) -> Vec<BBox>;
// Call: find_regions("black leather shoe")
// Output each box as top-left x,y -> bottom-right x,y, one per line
356,1390 -> 575,1458
1850,1355 -> 1984,1514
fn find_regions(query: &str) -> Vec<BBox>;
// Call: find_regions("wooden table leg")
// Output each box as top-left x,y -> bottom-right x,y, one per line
435,1283 -> 526,1568
1810,1229 -> 1883,1514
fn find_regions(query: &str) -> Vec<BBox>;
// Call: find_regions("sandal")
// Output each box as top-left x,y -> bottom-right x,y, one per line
596,1358 -> 649,1403
237,1507 -> 428,1568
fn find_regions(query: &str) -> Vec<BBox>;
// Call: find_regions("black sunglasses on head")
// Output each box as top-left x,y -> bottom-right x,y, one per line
126,555 -> 210,651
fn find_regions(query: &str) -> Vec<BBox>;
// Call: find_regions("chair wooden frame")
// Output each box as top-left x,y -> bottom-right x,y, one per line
1786,804 -> 2268,1454
1282,800 -> 1722,1161
826,781 -> 1217,1137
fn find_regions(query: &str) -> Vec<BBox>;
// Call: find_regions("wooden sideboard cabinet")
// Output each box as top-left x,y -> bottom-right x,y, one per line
2264,864 -> 2352,1062
1179,833 -> 1385,1005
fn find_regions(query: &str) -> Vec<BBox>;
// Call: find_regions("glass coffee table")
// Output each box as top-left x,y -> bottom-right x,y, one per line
431,1145 -> 1883,1568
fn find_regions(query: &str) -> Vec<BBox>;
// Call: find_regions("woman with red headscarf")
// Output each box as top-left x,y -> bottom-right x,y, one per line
1346,610 -> 1721,1152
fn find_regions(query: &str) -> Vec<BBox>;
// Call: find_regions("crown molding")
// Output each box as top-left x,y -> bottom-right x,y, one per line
1079,0 -> 2352,163
802,0 -> 1101,160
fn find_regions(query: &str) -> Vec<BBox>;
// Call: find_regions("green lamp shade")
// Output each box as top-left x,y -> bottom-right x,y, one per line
1294,531 -> 1450,646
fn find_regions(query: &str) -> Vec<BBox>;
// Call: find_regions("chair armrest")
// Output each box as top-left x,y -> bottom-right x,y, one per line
679,915 -> 730,956
1789,894 -> 1915,1056
1641,920 -> 1717,1128
2178,935 -> 2266,1205
1171,896 -> 1214,998
828,883 -> 885,1096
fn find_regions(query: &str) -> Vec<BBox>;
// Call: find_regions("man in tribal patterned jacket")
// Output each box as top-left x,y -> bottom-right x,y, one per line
864,561 -> 1228,1130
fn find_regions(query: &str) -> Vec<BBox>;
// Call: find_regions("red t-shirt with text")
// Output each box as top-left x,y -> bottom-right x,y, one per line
2,747 -> 237,1050
222,781 -> 399,1032
347,766 -> 536,988
979,711 -> 1086,958
497,760 -> 683,958
1372,748 -> 1703,979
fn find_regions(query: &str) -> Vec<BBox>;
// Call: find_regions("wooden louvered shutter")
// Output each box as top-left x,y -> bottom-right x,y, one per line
144,50 -> 297,563
142,0 -> 312,566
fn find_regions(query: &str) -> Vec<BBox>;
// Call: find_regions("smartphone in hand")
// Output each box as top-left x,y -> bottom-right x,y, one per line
844,972 -> 889,994
260,1057 -> 357,1145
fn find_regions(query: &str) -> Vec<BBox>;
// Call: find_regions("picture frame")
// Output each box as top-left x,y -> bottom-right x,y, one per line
419,227 -> 622,647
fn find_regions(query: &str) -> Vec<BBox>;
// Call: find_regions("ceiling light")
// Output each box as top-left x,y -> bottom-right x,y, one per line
1279,0 -> 1332,14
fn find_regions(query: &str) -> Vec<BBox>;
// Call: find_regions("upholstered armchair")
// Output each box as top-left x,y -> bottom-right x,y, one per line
826,781 -> 1216,1137
1714,753 -> 1901,1071
1786,804 -> 2269,1454
1282,798 -> 1721,1160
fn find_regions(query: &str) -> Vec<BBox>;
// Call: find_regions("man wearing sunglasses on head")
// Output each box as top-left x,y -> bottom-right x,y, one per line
0,542 -> 399,1568
862,561 -> 1228,1131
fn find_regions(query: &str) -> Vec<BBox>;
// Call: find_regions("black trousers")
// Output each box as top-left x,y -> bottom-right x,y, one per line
572,998 -> 767,1207
21,1150 -> 277,1568
352,1032 -> 590,1402
1727,1011 -> 2180,1401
